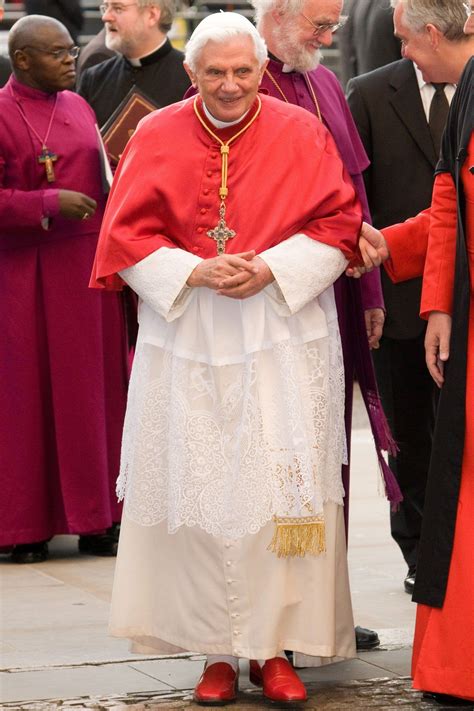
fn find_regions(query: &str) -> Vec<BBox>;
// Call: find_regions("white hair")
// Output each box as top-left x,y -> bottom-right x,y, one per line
185,12 -> 268,71
391,0 -> 469,40
251,0 -> 306,25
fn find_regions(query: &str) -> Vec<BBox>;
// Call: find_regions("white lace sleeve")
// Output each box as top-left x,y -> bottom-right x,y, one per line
260,234 -> 348,315
119,247 -> 202,322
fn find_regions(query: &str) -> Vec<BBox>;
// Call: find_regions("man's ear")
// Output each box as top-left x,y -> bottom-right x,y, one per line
183,61 -> 197,88
425,22 -> 442,49
148,4 -> 162,27
13,49 -> 30,71
271,8 -> 285,24
258,58 -> 269,84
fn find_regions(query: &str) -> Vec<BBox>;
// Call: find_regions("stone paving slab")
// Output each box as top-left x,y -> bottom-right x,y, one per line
2,678 -> 469,710
0,650 -> 412,705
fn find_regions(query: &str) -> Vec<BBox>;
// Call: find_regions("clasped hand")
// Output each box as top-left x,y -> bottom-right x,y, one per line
187,250 -> 274,299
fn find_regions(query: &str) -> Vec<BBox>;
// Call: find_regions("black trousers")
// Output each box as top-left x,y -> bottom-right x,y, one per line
372,332 -> 438,572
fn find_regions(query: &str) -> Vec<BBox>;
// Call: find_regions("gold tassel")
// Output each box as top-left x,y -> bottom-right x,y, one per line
267,517 -> 326,558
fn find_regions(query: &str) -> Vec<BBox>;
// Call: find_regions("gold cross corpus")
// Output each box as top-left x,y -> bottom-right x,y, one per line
38,147 -> 58,183
207,208 -> 236,255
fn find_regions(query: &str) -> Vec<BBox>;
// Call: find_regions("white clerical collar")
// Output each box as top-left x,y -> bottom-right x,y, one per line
202,101 -> 250,128
127,37 -> 167,67
282,64 -> 293,73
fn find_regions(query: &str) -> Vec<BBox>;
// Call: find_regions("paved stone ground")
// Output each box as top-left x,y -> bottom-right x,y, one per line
5,390 -> 463,710
2,677 -> 468,710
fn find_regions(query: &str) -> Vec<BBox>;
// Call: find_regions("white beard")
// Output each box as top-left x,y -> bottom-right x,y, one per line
271,21 -> 322,72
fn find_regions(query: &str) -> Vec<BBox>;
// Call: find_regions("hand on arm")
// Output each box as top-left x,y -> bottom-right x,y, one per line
58,190 -> 97,220
365,308 -> 385,350
346,222 -> 390,278
425,311 -> 452,388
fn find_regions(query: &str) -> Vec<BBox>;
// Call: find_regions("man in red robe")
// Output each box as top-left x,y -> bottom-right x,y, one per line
348,4 -> 474,700
91,11 -> 374,706
0,16 -> 128,563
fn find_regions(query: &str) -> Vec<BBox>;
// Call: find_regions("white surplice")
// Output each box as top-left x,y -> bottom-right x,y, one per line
110,234 -> 356,664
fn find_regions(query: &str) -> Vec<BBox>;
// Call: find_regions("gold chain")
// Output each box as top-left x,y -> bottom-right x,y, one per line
192,96 -> 262,255
264,68 -> 322,123
193,96 -> 262,199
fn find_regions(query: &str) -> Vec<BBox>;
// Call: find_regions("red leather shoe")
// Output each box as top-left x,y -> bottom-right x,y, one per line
193,662 -> 238,705
254,657 -> 307,703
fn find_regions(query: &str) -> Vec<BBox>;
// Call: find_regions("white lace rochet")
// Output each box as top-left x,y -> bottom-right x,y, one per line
118,236 -> 348,539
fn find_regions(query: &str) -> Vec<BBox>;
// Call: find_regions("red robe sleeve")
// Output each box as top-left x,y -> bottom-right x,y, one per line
379,172 -> 457,317
381,209 -> 430,283
419,172 -> 457,318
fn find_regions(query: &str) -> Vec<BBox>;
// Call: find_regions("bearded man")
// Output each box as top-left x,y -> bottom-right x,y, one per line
77,0 -> 190,129
252,0 -> 398,651
90,12 -> 382,706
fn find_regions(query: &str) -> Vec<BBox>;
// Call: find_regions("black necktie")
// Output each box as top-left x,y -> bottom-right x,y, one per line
429,83 -> 449,157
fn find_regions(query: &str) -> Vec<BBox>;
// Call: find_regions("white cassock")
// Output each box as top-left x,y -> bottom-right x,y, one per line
109,234 -> 356,665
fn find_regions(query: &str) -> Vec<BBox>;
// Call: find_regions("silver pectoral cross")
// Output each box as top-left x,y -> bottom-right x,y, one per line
207,203 -> 236,255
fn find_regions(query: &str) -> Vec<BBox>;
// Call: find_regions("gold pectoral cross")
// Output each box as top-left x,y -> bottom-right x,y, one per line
207,203 -> 236,255
38,147 -> 58,183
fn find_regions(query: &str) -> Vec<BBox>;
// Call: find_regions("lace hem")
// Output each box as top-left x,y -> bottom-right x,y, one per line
117,319 -> 346,539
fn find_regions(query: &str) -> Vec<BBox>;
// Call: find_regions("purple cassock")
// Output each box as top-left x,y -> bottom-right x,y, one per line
261,60 -> 400,529
0,76 -> 128,547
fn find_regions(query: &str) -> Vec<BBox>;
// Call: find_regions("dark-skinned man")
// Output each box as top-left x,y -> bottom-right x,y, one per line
0,15 -> 128,563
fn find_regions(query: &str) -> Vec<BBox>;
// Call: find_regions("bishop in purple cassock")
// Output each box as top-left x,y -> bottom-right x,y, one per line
251,0 -> 399,537
0,16 -> 128,562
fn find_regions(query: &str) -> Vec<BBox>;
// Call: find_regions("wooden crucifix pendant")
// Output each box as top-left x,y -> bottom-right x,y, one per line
38,147 -> 58,183
207,203 -> 236,255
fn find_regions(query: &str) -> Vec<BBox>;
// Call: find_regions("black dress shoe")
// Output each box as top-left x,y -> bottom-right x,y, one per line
78,523 -> 120,557
11,541 -> 49,564
404,570 -> 416,595
423,692 -> 474,706
355,625 -> 380,651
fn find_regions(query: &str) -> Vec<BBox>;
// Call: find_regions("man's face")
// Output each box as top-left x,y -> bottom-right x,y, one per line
271,0 -> 343,72
185,36 -> 266,123
19,25 -> 77,92
393,2 -> 444,82
102,2 -> 152,56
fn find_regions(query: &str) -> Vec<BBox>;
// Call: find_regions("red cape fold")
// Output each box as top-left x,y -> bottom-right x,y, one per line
90,94 -> 362,290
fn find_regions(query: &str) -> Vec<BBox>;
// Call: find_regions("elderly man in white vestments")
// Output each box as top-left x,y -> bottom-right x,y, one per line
91,12 -> 364,706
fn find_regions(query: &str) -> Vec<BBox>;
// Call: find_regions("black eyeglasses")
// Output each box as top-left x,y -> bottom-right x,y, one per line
20,46 -> 80,60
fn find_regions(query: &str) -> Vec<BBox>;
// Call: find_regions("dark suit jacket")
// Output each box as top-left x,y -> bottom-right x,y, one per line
0,56 -> 11,88
347,59 -> 438,339
339,0 -> 401,88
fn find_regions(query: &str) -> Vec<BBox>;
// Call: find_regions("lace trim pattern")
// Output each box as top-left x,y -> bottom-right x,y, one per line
261,235 -> 348,315
117,319 -> 346,539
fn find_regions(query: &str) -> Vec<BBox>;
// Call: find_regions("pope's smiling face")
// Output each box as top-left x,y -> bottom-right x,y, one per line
185,36 -> 266,123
